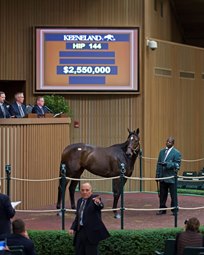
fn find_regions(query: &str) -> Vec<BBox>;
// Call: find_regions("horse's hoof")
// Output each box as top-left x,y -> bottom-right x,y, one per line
114,213 -> 121,219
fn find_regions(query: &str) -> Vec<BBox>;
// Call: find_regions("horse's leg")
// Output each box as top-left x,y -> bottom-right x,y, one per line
69,169 -> 84,209
56,177 -> 62,209
112,178 -> 127,219
69,180 -> 79,209
56,175 -> 69,215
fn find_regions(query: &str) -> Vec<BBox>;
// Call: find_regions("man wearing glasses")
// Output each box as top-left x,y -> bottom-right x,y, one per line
9,92 -> 27,118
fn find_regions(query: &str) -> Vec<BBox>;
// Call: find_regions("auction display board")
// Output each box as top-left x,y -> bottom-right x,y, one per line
35,28 -> 139,93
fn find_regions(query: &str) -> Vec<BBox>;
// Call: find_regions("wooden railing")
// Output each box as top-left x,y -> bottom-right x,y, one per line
0,118 -> 71,209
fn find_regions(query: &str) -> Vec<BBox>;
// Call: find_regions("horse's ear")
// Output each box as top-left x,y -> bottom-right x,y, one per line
135,128 -> 139,136
127,128 -> 131,134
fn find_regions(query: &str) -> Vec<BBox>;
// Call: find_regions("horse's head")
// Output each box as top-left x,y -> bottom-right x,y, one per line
126,128 -> 140,158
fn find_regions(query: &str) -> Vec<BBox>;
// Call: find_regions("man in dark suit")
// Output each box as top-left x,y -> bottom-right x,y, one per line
9,92 -> 27,118
69,182 -> 110,255
6,219 -> 36,255
32,96 -> 49,117
156,137 -> 181,215
0,92 -> 11,118
0,191 -> 15,235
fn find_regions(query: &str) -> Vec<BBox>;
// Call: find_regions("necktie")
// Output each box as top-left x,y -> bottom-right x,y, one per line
164,149 -> 168,161
41,107 -> 44,114
78,199 -> 86,230
19,105 -> 25,117
1,105 -> 6,118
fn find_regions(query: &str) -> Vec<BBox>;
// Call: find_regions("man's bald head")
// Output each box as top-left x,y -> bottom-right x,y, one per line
80,182 -> 93,199
166,137 -> 175,148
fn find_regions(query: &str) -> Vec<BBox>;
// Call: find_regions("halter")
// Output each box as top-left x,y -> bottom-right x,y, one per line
133,143 -> 140,155
127,135 -> 140,156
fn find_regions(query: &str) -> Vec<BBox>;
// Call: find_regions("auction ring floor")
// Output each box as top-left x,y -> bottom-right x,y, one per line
15,192 -> 204,231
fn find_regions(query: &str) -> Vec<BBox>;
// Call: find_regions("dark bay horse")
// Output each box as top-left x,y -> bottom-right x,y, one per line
56,128 -> 140,218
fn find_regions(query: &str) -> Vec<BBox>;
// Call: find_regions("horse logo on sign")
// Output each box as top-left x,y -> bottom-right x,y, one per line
104,34 -> 116,41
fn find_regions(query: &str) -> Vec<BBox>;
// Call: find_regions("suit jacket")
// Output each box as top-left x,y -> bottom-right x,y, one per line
6,234 -> 36,255
9,102 -> 27,118
0,104 -> 10,118
32,105 -> 49,116
71,195 -> 110,245
156,147 -> 181,183
0,194 -> 15,235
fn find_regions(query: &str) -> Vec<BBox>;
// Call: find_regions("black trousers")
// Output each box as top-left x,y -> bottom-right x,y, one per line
159,181 -> 177,212
75,228 -> 98,255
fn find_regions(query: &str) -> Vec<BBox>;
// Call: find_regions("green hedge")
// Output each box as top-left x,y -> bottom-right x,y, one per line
29,229 -> 177,255
177,188 -> 204,196
99,228 -> 181,255
28,230 -> 74,255
28,227 -> 204,255
28,228 -> 179,255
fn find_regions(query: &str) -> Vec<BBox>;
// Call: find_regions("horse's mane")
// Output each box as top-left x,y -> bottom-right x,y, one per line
67,131 -> 138,152
110,132 -> 137,150
110,140 -> 129,151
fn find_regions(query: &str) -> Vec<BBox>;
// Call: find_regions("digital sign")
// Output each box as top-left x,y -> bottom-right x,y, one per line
35,28 -> 139,93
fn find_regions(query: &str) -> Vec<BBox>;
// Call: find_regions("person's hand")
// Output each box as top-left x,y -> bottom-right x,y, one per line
158,162 -> 167,166
92,196 -> 101,205
4,246 -> 10,251
69,229 -> 74,235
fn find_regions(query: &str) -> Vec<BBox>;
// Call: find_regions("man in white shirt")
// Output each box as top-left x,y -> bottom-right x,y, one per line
9,92 -> 27,118
156,137 -> 181,215
31,96 -> 49,117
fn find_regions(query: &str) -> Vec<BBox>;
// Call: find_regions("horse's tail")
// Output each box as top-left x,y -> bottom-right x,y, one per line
59,161 -> 68,176
56,161 -> 69,210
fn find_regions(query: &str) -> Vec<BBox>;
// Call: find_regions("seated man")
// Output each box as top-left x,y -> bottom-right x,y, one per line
0,92 -> 10,118
6,219 -> 36,255
9,92 -> 27,118
32,96 -> 49,117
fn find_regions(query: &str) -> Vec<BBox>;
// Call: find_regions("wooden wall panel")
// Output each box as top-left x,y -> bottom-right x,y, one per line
0,0 -> 144,195
0,119 -> 70,209
144,0 -> 182,42
144,40 -> 204,192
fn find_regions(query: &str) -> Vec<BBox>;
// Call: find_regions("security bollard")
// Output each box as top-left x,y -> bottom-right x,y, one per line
5,164 -> 11,197
174,171 -> 178,228
120,163 -> 126,230
139,149 -> 143,192
61,164 -> 66,230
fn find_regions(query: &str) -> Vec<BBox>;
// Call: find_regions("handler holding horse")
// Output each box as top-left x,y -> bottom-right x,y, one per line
56,128 -> 140,218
